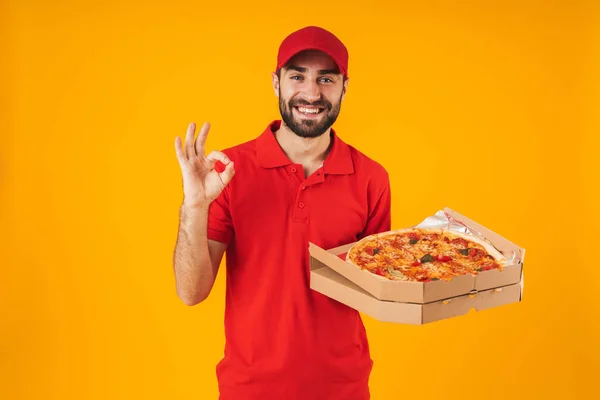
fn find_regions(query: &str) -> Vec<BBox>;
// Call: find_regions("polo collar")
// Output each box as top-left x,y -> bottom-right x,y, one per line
256,120 -> 354,175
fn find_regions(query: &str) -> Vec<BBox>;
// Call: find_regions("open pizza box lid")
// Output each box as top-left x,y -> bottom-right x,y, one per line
308,207 -> 526,305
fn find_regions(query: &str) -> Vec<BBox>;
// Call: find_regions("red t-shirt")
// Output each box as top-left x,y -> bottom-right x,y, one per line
207,120 -> 391,400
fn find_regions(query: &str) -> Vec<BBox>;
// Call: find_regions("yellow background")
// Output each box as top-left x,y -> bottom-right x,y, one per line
2,0 -> 598,399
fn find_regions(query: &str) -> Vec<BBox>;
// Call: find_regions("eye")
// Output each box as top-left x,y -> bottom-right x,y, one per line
319,77 -> 334,83
290,75 -> 303,81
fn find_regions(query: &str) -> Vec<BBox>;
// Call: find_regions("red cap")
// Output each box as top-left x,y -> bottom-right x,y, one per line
276,26 -> 349,79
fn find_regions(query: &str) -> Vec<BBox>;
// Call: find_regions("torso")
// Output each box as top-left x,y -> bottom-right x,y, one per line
206,120 -> 391,400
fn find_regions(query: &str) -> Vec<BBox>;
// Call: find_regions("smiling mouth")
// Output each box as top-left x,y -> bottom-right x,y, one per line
294,106 -> 325,115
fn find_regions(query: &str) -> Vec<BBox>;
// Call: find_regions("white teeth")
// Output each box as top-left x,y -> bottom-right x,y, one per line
297,107 -> 320,114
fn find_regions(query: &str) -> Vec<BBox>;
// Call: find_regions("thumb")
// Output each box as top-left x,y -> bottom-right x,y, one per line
219,161 -> 235,185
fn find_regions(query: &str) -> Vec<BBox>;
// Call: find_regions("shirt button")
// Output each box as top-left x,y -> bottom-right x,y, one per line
291,167 -> 297,173
298,202 -> 305,208
301,186 -> 306,190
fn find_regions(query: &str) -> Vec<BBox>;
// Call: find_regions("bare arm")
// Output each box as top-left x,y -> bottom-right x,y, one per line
173,204 -> 227,305
172,122 -> 235,306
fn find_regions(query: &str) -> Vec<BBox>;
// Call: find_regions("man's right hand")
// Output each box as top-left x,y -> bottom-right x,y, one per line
174,122 -> 235,209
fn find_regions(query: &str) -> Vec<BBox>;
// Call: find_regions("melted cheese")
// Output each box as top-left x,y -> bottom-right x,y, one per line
348,229 -> 502,282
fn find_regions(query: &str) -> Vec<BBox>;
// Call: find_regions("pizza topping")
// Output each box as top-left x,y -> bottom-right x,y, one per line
452,237 -> 469,247
468,248 -> 486,260
387,266 -> 407,280
480,262 -> 497,271
365,247 -> 380,256
415,273 -> 429,282
420,254 -> 433,263
347,229 -> 503,282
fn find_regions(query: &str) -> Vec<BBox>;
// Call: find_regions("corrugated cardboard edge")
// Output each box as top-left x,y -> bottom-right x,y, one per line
310,263 -> 423,324
310,258 -> 523,325
309,242 -> 426,303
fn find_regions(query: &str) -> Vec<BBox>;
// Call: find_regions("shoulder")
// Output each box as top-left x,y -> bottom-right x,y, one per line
219,137 -> 256,159
217,120 -> 278,159
346,144 -> 390,183
215,136 -> 261,173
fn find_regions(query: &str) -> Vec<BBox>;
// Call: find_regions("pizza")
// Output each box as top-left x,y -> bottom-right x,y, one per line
346,228 -> 506,282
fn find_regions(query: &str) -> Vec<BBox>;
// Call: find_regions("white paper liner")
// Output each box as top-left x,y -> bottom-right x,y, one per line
414,210 -> 521,264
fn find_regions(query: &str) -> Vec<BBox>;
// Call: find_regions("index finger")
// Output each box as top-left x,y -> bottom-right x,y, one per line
194,122 -> 211,156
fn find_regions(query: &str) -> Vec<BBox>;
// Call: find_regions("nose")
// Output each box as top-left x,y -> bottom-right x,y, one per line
303,80 -> 321,102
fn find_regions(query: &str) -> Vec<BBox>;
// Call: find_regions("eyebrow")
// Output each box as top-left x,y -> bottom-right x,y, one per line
286,65 -> 340,75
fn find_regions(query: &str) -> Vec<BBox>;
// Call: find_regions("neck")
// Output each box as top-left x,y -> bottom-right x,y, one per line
274,122 -> 332,165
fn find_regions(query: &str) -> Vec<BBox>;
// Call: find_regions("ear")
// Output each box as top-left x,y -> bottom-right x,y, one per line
341,77 -> 349,101
272,72 -> 280,97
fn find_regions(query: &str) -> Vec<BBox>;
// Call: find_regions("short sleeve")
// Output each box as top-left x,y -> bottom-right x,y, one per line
207,184 -> 234,246
357,170 -> 392,239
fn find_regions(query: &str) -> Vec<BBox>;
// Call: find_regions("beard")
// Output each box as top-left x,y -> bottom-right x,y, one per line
278,89 -> 343,138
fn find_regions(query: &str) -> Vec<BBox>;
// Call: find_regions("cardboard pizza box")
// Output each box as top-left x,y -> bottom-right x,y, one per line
310,261 -> 523,325
308,207 -> 525,306
310,261 -> 523,324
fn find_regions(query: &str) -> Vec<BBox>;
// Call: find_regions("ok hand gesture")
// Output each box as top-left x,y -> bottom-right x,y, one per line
174,122 -> 235,208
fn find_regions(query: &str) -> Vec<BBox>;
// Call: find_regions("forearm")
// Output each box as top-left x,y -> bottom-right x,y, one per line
173,203 -> 214,305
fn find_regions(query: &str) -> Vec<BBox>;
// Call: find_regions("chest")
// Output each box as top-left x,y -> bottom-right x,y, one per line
229,167 -> 368,249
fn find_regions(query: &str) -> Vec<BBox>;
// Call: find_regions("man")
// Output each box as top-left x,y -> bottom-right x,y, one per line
173,26 -> 391,400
